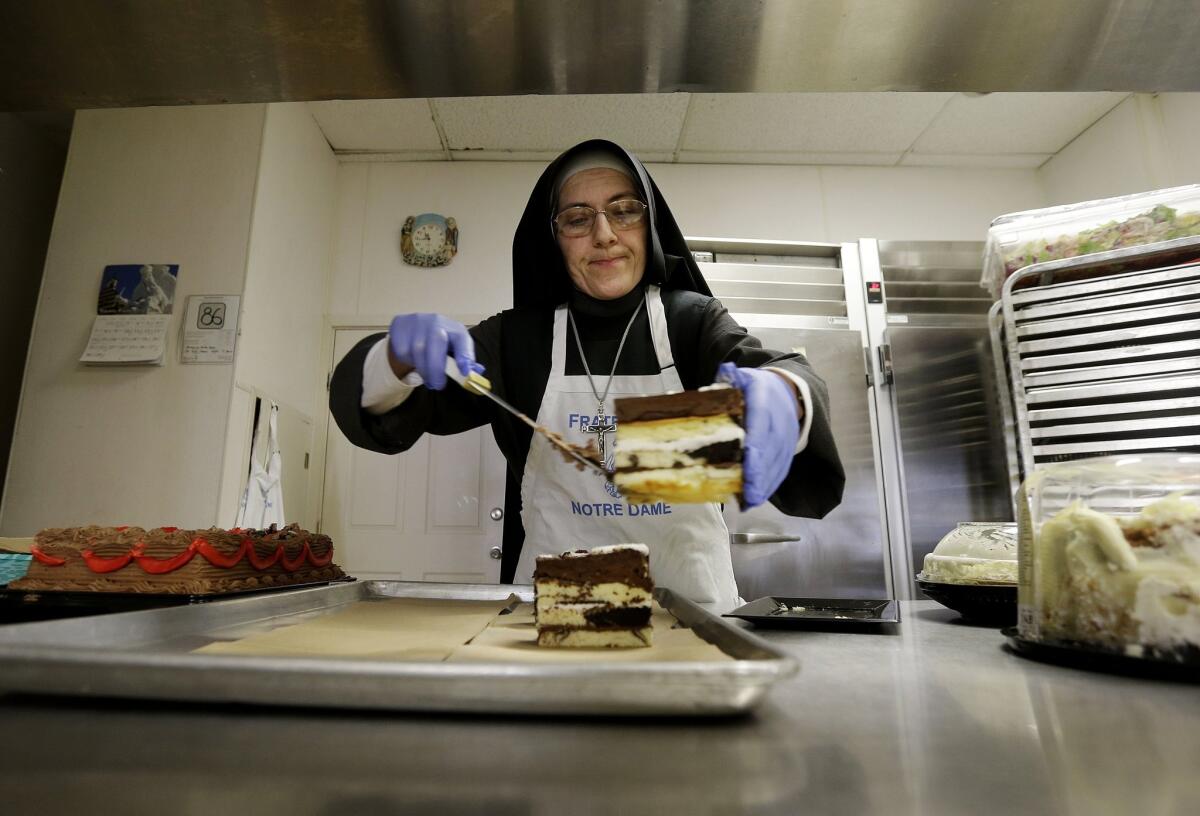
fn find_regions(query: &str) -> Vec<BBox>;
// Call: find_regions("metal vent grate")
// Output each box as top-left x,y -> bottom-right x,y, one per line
1002,238 -> 1200,471
690,240 -> 846,318
878,241 -> 991,317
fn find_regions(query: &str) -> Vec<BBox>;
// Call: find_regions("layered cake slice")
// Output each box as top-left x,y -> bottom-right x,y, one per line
533,544 -> 654,648
612,385 -> 744,504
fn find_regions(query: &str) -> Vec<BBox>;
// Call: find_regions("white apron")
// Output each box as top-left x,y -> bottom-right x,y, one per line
515,285 -> 740,610
236,402 -> 286,529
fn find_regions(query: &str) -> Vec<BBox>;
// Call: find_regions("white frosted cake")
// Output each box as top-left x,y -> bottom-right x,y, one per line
920,523 -> 1018,585
1023,496 -> 1200,656
532,544 -> 653,648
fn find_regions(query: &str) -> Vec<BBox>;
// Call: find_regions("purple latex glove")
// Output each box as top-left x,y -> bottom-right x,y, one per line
387,313 -> 480,391
717,362 -> 800,508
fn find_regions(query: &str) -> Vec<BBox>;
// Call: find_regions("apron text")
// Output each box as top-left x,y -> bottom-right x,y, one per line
570,500 -> 673,517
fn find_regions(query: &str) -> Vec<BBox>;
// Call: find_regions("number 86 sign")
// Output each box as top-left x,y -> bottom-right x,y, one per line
182,294 -> 241,364
197,302 -> 226,329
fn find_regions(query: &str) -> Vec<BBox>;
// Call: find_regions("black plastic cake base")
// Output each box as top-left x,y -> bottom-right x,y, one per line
1004,627 -> 1200,683
916,579 -> 1016,626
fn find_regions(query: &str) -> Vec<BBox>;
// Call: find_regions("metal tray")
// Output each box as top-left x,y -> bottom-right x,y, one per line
724,596 -> 900,628
0,579 -> 354,624
0,581 -> 795,717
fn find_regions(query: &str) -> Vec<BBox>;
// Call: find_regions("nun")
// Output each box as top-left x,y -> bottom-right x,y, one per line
329,139 -> 844,610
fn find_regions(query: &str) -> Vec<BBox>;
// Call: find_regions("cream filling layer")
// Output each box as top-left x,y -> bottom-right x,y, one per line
534,581 -> 652,607
536,601 -> 651,628
615,422 -> 743,452
613,465 -> 741,493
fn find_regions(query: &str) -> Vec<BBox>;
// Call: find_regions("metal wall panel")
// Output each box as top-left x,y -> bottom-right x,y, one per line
868,241 -> 1015,595
693,237 -> 893,600
726,326 -> 888,599
886,325 -> 1014,576
4,1 -> 1200,109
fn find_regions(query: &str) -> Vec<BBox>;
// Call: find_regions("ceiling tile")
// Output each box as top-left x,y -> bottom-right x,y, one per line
449,150 -> 675,162
308,100 -> 443,152
900,153 -> 1051,169
681,93 -> 952,153
911,92 -> 1128,154
678,151 -> 901,166
337,151 -> 449,162
433,94 -> 689,153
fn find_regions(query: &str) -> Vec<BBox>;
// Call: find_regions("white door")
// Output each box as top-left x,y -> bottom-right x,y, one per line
321,329 -> 506,583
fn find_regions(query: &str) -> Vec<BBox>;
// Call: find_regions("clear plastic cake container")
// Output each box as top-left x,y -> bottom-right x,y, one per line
980,185 -> 1200,298
1016,453 -> 1200,646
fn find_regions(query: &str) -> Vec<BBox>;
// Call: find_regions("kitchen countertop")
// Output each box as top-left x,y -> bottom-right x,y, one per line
0,601 -> 1197,815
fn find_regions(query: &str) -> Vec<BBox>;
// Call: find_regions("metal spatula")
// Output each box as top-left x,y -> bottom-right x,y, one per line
443,358 -> 608,476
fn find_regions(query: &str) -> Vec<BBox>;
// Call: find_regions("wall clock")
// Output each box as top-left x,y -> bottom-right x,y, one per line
401,213 -> 458,267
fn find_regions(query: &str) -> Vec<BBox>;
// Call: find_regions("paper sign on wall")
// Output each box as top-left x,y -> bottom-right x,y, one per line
181,295 -> 241,363
80,314 -> 171,364
81,264 -> 179,365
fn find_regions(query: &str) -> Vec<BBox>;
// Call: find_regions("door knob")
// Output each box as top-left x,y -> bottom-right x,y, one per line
489,546 -> 503,560
490,507 -> 504,521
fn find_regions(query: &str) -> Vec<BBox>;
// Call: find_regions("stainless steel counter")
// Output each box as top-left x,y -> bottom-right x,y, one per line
1,601 -> 1197,815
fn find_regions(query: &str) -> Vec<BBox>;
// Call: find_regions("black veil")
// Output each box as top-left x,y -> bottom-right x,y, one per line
511,139 -> 712,308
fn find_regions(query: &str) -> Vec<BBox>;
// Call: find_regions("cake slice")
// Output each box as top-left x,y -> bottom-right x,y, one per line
612,385 -> 744,504
1025,496 -> 1200,655
533,544 -> 654,648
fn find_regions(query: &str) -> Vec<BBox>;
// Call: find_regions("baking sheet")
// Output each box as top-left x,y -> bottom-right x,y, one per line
192,598 -> 732,663
0,581 -> 794,716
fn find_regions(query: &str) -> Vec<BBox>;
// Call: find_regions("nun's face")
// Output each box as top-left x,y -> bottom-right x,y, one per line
555,168 -> 646,300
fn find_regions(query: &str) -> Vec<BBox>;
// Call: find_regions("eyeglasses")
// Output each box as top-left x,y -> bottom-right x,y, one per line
552,199 -> 648,237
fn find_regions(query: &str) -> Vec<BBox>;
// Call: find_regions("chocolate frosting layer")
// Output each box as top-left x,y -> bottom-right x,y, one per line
584,606 -> 652,628
615,387 -> 744,424
10,523 -> 344,594
533,547 -> 653,590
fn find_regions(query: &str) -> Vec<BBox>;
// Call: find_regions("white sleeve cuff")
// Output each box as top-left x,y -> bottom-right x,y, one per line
361,338 -> 424,415
764,367 -> 814,455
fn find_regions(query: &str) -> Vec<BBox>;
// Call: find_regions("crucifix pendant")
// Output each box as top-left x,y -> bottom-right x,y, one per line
586,401 -> 617,470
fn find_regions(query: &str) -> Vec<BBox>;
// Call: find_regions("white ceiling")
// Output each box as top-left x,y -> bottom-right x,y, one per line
308,92 -> 1130,169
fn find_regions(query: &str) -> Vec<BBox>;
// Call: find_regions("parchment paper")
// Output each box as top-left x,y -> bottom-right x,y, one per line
191,597 -> 732,663
193,598 -> 512,661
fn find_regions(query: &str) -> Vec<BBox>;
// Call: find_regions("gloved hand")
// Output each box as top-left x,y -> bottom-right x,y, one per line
717,362 -> 800,508
387,313 -> 480,391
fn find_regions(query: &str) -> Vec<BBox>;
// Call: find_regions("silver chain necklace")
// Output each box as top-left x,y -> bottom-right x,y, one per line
567,292 -> 645,468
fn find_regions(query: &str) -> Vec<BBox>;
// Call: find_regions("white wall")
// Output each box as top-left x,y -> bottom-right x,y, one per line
216,103 -> 338,525
1040,93 -> 1200,205
0,105 -> 266,535
234,103 -> 338,416
330,162 -> 542,318
329,160 -> 1046,319
1158,93 -> 1200,187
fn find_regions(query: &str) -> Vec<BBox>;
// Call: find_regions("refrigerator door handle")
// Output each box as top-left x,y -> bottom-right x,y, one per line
877,343 -> 894,386
730,533 -> 804,546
